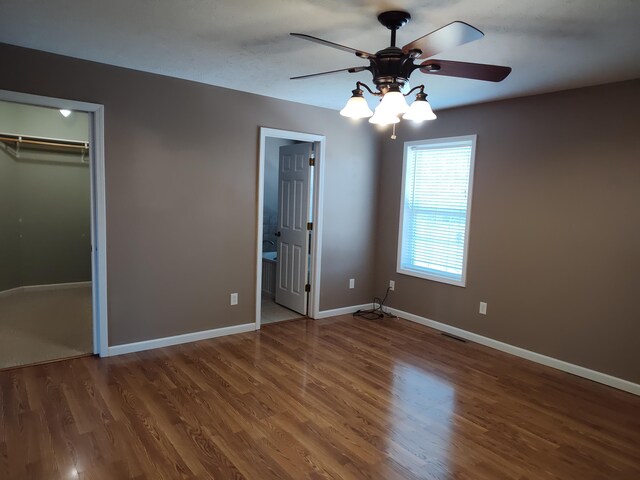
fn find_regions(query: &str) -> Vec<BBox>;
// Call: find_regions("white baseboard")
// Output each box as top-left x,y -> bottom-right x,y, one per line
0,281 -> 92,297
107,322 -> 256,357
387,307 -> 640,397
315,303 -> 373,319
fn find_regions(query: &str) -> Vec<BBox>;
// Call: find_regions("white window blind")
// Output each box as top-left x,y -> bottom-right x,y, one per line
398,136 -> 476,286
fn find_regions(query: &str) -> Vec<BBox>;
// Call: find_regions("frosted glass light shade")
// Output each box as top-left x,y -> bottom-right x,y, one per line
378,90 -> 409,116
340,95 -> 373,119
403,97 -> 437,122
368,104 -> 400,125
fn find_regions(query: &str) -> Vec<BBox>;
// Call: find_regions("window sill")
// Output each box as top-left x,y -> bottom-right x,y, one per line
397,267 -> 467,287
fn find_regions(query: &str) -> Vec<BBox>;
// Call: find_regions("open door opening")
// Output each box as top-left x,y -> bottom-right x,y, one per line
0,100 -> 92,369
256,128 -> 325,328
0,89 -> 108,361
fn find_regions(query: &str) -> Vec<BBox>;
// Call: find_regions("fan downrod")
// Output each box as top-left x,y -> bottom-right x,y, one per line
377,11 -> 411,30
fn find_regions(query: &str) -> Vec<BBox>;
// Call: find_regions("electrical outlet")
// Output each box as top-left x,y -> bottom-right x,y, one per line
389,280 -> 395,291
230,293 -> 238,306
479,301 -> 487,315
349,278 -> 355,289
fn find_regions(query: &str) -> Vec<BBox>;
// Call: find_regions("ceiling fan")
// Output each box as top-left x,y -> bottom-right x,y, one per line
290,11 -> 511,128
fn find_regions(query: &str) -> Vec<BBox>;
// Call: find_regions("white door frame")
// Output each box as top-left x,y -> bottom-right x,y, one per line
256,127 -> 325,328
0,89 -> 109,356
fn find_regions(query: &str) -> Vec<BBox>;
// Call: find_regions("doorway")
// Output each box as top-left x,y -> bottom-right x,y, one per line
256,128 -> 325,328
0,90 -> 107,366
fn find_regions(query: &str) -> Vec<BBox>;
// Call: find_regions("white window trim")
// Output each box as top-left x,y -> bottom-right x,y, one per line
396,134 -> 477,287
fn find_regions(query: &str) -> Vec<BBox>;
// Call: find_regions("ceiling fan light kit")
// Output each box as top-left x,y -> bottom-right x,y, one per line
369,106 -> 401,126
339,86 -> 374,119
378,86 -> 410,115
403,90 -> 437,122
291,10 -> 511,137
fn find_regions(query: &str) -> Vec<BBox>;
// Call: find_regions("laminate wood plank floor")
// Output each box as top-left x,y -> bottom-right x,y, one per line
2,315 -> 639,479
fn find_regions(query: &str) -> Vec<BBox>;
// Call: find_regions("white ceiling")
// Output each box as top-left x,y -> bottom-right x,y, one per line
1,0 -> 639,111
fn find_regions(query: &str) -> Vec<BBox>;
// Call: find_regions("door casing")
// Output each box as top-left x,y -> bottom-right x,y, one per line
256,127 -> 325,328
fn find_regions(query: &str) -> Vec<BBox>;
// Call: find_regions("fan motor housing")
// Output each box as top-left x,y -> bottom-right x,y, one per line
369,46 -> 416,91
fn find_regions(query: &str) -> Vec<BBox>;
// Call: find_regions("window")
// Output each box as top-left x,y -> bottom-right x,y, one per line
397,135 -> 476,287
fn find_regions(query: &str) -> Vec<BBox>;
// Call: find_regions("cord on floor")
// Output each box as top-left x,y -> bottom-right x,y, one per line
353,286 -> 397,320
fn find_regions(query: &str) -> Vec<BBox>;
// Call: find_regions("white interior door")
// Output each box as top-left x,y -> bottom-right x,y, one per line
275,142 -> 312,315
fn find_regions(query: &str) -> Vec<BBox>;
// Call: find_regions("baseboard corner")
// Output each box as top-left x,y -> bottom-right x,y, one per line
315,303 -> 373,319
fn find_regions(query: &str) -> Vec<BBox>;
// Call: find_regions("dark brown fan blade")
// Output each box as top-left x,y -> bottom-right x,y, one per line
419,59 -> 511,82
290,33 -> 373,59
290,66 -> 368,80
402,21 -> 483,59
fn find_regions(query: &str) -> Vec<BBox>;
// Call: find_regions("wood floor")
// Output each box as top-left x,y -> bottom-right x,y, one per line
2,315 -> 639,479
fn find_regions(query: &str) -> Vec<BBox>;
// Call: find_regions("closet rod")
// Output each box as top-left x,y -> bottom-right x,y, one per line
0,134 -> 88,150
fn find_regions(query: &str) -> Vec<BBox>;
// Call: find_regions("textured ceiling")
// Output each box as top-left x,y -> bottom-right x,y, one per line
1,0 -> 639,111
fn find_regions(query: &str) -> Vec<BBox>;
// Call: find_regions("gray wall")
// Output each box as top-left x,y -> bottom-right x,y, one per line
0,101 -> 91,290
263,137 -> 295,253
17,156 -> 91,286
0,43 -> 379,346
0,100 -> 89,140
375,80 -> 640,383
0,147 -> 19,291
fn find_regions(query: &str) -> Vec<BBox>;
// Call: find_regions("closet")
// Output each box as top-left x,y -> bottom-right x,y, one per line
0,100 -> 93,369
